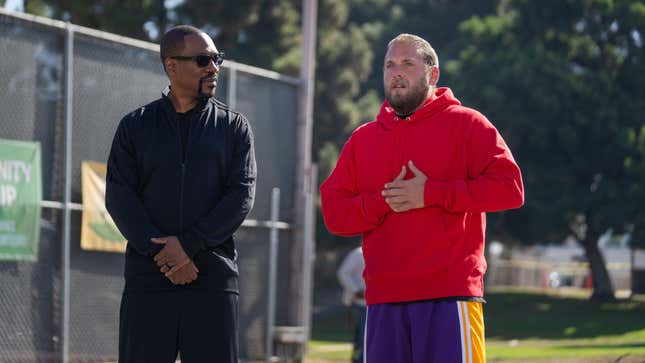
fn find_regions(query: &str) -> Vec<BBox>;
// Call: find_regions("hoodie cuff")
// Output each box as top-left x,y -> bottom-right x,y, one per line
424,179 -> 451,208
178,230 -> 206,259
364,191 -> 392,223
146,242 -> 164,257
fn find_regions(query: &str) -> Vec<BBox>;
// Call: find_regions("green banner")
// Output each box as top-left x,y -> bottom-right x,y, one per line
0,138 -> 41,261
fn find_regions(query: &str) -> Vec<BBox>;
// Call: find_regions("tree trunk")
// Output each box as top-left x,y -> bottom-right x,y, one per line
580,232 -> 616,302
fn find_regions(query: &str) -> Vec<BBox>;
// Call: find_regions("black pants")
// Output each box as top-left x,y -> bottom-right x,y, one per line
119,289 -> 238,363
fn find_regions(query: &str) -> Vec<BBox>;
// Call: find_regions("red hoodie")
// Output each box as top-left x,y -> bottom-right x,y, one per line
320,88 -> 524,305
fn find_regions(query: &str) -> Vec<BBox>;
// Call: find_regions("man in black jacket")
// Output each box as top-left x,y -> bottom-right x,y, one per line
106,25 -> 256,363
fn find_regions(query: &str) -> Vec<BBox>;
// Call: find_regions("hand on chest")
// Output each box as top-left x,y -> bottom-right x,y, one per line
354,122 -> 465,191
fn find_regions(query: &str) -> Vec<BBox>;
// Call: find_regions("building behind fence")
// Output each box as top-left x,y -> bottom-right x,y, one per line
0,9 -> 314,363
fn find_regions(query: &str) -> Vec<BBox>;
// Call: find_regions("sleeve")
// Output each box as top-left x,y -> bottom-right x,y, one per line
105,116 -> 164,256
424,113 -> 524,213
320,135 -> 391,237
178,115 -> 257,258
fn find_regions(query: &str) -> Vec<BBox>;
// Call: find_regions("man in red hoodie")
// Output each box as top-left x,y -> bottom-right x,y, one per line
320,34 -> 524,363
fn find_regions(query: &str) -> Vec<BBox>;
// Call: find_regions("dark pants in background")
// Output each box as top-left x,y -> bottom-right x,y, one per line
352,304 -> 366,363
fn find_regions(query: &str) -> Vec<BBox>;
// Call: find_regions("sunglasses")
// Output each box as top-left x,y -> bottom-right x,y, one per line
170,52 -> 225,67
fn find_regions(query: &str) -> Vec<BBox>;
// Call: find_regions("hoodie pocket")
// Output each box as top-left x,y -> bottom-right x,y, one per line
365,207 -> 449,280
442,211 -> 467,244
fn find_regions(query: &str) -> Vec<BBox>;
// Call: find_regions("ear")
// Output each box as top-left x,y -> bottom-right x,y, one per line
429,65 -> 440,86
164,58 -> 176,76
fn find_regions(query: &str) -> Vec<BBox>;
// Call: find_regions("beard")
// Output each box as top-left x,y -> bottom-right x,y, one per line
385,77 -> 430,116
197,75 -> 218,98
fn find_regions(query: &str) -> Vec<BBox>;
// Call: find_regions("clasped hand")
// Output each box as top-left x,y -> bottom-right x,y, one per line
152,236 -> 199,285
381,160 -> 427,212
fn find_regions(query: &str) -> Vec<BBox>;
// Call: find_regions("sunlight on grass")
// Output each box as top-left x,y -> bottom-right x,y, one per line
307,340 -> 352,361
488,339 -> 645,359
486,329 -> 645,359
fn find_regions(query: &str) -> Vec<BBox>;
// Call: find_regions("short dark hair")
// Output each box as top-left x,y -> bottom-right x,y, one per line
159,25 -> 204,63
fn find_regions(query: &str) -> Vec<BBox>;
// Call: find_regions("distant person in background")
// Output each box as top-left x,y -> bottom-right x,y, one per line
321,33 -> 524,362
106,25 -> 256,363
337,245 -> 366,363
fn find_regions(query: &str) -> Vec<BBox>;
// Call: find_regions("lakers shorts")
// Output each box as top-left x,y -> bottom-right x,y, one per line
365,300 -> 485,363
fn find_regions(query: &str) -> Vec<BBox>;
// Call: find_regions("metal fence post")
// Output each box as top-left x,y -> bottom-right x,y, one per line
266,188 -> 280,362
292,0 -> 318,341
227,66 -> 237,109
302,165 -> 316,345
61,21 -> 74,363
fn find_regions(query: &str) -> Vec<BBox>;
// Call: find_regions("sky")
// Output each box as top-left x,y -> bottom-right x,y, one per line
3,0 -> 24,12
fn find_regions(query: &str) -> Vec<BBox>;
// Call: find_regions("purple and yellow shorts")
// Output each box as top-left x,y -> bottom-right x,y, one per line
365,300 -> 485,363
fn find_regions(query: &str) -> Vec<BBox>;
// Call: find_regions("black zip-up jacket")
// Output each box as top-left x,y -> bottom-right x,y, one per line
105,94 -> 256,292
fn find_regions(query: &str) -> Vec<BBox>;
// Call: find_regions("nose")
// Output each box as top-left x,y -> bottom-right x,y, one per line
389,72 -> 404,84
206,58 -> 219,73
386,65 -> 403,79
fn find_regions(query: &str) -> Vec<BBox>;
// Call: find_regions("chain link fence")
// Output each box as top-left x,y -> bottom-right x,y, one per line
0,9 -> 305,363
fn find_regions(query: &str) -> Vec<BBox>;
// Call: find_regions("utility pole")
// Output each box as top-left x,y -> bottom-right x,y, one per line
291,0 -> 318,357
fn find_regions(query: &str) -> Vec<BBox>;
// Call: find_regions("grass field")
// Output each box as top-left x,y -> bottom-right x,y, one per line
306,288 -> 645,363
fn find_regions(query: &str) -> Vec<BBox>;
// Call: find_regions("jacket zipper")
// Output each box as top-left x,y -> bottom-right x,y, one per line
177,112 -> 193,231
179,163 -> 185,230
176,103 -> 203,233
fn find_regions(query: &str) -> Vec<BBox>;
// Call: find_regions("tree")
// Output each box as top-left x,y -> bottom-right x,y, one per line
445,0 -> 645,301
45,0 -> 168,41
173,0 -> 302,73
35,1 -> 302,71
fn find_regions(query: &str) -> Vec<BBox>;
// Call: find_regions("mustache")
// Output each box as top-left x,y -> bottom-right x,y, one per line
200,73 -> 218,82
390,78 -> 408,88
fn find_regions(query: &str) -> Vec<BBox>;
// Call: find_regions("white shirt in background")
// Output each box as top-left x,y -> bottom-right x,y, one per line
337,246 -> 366,306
